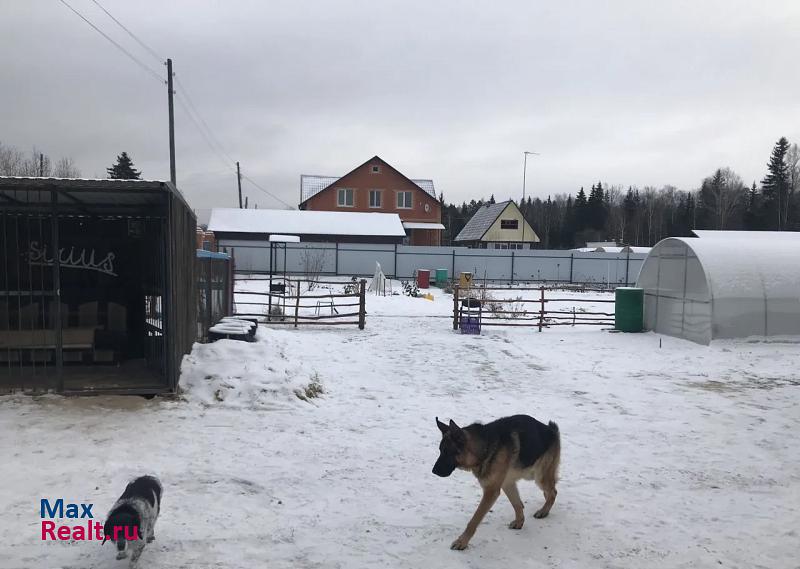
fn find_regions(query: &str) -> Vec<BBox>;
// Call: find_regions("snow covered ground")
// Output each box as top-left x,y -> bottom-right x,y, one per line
1,282 -> 799,568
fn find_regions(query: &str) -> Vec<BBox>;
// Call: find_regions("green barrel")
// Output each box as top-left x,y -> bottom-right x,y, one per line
435,268 -> 448,285
615,287 -> 644,332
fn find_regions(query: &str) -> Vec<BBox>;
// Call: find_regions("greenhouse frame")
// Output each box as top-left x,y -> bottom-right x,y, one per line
636,231 -> 800,345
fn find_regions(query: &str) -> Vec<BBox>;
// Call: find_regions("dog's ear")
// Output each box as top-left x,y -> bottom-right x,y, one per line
448,419 -> 465,443
436,417 -> 448,434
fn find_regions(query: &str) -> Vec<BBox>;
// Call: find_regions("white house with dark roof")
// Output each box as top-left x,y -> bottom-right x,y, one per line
454,200 -> 540,249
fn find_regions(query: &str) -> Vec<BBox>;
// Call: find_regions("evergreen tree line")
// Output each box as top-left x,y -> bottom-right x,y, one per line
441,137 -> 800,248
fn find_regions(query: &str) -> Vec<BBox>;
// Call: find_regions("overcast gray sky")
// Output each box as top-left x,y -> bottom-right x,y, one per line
2,0 -> 799,212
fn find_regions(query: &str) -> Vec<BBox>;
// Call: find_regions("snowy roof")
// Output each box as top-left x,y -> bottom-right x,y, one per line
207,208 -> 406,237
402,221 -> 445,230
0,176 -> 190,211
269,234 -> 301,242
455,201 -> 516,241
300,174 -> 437,203
574,246 -> 651,254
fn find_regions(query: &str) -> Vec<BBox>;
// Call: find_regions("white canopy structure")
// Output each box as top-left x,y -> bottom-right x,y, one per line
636,231 -> 800,344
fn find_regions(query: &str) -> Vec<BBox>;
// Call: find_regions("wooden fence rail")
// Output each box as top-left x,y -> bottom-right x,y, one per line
453,284 -> 615,332
234,278 -> 367,329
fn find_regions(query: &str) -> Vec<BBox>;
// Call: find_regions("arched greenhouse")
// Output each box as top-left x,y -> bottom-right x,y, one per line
636,231 -> 800,345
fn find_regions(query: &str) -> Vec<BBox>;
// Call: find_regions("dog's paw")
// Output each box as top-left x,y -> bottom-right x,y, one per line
508,518 -> 524,530
147,535 -> 155,543
533,509 -> 549,519
116,551 -> 128,560
450,535 -> 470,550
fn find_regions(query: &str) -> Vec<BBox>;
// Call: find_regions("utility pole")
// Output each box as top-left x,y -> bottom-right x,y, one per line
166,58 -> 176,186
522,151 -> 540,249
237,162 -> 243,208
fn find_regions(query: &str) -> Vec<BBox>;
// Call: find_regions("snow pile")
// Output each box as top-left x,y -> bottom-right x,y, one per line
180,327 -> 323,409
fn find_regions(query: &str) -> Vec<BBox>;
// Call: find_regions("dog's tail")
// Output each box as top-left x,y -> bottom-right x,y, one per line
540,421 -> 561,485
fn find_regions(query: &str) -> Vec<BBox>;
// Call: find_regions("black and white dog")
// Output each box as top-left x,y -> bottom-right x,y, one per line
103,475 -> 162,565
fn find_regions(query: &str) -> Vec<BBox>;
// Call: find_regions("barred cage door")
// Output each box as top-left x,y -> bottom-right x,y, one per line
143,218 -> 167,379
0,198 -> 61,392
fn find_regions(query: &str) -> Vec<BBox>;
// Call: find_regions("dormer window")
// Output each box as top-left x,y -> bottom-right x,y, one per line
500,219 -> 519,230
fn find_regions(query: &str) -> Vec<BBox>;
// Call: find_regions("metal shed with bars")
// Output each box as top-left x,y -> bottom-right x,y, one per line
0,177 -> 196,394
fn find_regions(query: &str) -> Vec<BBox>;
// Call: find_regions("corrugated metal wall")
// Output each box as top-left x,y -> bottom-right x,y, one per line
219,240 -> 646,286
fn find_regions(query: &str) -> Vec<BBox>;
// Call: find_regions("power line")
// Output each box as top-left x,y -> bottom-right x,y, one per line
59,0 -> 291,210
89,0 -> 164,64
174,94 -> 292,209
85,0 -> 238,172
57,0 -> 164,84
240,173 -> 294,209
174,93 -> 236,171
175,76 -> 237,166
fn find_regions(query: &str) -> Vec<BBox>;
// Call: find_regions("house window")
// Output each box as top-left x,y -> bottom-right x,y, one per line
500,219 -> 519,230
369,190 -> 382,208
396,191 -> 412,209
371,165 -> 381,173
337,188 -> 354,207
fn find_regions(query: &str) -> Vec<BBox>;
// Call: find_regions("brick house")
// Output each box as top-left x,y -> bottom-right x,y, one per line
299,156 -> 444,246
196,228 -> 217,251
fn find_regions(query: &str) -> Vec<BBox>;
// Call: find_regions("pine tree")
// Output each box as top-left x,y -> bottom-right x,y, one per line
761,137 -> 790,229
587,181 -> 607,230
107,152 -> 141,179
488,194 -> 496,204
574,187 -> 588,232
743,181 -> 760,230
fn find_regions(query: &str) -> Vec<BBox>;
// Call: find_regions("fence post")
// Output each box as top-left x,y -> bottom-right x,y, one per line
453,284 -> 460,330
228,252 -> 235,316
358,279 -> 366,330
294,284 -> 301,328
451,249 -> 455,281
538,286 -> 544,332
625,250 -> 630,286
394,243 -> 398,278
569,253 -> 574,284
205,259 -> 212,337
510,251 -> 515,284
335,242 -> 339,276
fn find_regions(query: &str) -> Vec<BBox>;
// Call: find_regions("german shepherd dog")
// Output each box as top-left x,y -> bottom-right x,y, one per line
432,415 -> 560,550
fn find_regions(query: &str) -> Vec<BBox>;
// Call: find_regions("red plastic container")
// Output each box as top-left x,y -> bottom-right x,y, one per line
417,269 -> 430,289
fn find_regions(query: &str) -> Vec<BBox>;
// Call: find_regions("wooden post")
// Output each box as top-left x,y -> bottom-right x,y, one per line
358,279 -> 367,329
510,250 -> 515,284
453,284 -> 460,330
236,162 -> 243,209
294,282 -> 300,328
538,286 -> 545,332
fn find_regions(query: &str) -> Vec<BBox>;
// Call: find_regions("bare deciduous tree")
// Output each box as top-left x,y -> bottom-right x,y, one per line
699,167 -> 745,230
785,143 -> 800,228
0,142 -> 80,178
